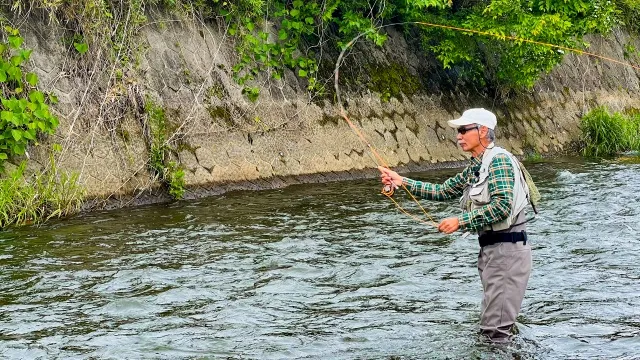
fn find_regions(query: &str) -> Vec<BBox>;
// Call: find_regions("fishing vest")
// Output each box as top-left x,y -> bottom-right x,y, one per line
460,144 -> 530,233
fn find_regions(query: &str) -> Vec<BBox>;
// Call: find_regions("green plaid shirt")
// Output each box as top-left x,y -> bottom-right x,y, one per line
402,153 -> 515,232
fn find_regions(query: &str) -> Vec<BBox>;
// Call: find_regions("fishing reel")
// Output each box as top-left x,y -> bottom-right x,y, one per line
381,184 -> 396,197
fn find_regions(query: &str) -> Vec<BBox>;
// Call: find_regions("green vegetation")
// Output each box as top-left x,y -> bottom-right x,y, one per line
419,0 -> 619,89
0,151 -> 85,227
617,0 -> 640,32
524,151 -> 544,163
0,27 -> 59,166
144,98 -> 185,200
214,0 -> 626,99
9,0 -> 162,64
0,27 -> 81,228
580,106 -> 640,157
7,0 -> 631,102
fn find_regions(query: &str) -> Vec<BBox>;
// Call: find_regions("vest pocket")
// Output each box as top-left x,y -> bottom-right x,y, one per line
469,172 -> 490,205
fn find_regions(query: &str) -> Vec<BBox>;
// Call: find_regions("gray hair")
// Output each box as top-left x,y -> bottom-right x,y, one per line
486,128 -> 495,142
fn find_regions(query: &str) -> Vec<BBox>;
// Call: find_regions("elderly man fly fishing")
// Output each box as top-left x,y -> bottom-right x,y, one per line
378,108 -> 537,343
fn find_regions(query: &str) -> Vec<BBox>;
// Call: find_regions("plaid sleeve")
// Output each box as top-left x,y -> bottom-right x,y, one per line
458,154 -> 514,231
402,165 -> 473,201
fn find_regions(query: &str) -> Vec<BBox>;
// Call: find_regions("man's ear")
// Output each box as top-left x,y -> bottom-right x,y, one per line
479,125 -> 489,138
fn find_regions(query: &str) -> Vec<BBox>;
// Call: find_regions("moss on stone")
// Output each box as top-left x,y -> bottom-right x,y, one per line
207,105 -> 234,127
366,63 -> 421,102
116,125 -> 131,143
315,55 -> 424,104
182,68 -> 192,84
206,83 -> 226,100
176,141 -> 197,155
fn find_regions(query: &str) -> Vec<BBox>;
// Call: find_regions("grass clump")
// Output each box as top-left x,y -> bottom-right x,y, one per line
144,98 -> 185,200
580,106 -> 640,157
0,154 -> 85,228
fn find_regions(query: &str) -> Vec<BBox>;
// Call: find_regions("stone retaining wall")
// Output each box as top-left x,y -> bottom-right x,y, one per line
16,20 -> 640,208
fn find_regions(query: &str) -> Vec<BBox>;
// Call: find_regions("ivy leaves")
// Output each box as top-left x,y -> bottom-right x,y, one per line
228,0 -> 322,101
0,27 -> 59,164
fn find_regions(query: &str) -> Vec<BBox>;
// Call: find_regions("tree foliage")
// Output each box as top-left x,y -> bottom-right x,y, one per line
211,0 -> 625,98
4,0 -> 631,98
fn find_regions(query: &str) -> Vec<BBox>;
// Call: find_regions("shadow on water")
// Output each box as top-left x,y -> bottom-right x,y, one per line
1,156 -> 640,359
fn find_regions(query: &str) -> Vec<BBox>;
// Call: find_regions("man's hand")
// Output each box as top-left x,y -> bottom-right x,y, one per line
438,217 -> 460,234
378,166 -> 403,187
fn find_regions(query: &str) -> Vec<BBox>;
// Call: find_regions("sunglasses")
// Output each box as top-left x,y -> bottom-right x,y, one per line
457,125 -> 479,135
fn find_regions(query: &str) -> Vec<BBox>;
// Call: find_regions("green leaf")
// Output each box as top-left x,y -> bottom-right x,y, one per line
8,35 -> 23,49
228,28 -> 237,36
278,29 -> 288,40
34,110 -> 45,120
2,98 -> 13,109
290,9 -> 300,17
0,69 -> 6,83
298,69 -> 307,77
48,94 -> 59,104
0,153 -> 7,160
1,111 -> 13,123
7,66 -> 21,81
11,55 -> 22,66
242,87 -> 260,102
246,22 -> 255,31
23,129 -> 36,140
293,0 -> 303,8
73,42 -> 88,54
17,99 -> 28,112
26,72 -> 38,86
29,91 -> 45,103
9,113 -> 21,126
20,49 -> 33,61
322,2 -> 339,21
53,143 -> 62,152
12,144 -> 25,155
11,129 -> 22,141
305,17 -> 315,25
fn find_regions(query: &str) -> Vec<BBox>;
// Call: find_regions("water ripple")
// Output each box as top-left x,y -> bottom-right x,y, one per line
1,158 -> 640,358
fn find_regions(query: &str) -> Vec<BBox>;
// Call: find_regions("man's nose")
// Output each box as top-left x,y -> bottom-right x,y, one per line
456,132 -> 463,141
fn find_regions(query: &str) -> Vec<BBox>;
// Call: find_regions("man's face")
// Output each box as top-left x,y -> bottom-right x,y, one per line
456,124 -> 480,152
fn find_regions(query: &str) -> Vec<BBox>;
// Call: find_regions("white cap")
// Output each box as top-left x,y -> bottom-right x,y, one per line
447,108 -> 497,130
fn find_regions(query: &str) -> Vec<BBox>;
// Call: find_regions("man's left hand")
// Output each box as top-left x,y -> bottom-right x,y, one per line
438,217 -> 460,234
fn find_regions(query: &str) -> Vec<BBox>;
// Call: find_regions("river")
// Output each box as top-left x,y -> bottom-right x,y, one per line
1,156 -> 639,359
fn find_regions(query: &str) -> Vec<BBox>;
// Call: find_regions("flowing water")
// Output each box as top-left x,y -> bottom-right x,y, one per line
1,157 -> 640,359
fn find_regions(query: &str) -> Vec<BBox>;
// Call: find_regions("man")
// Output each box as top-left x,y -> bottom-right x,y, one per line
378,108 -> 532,343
